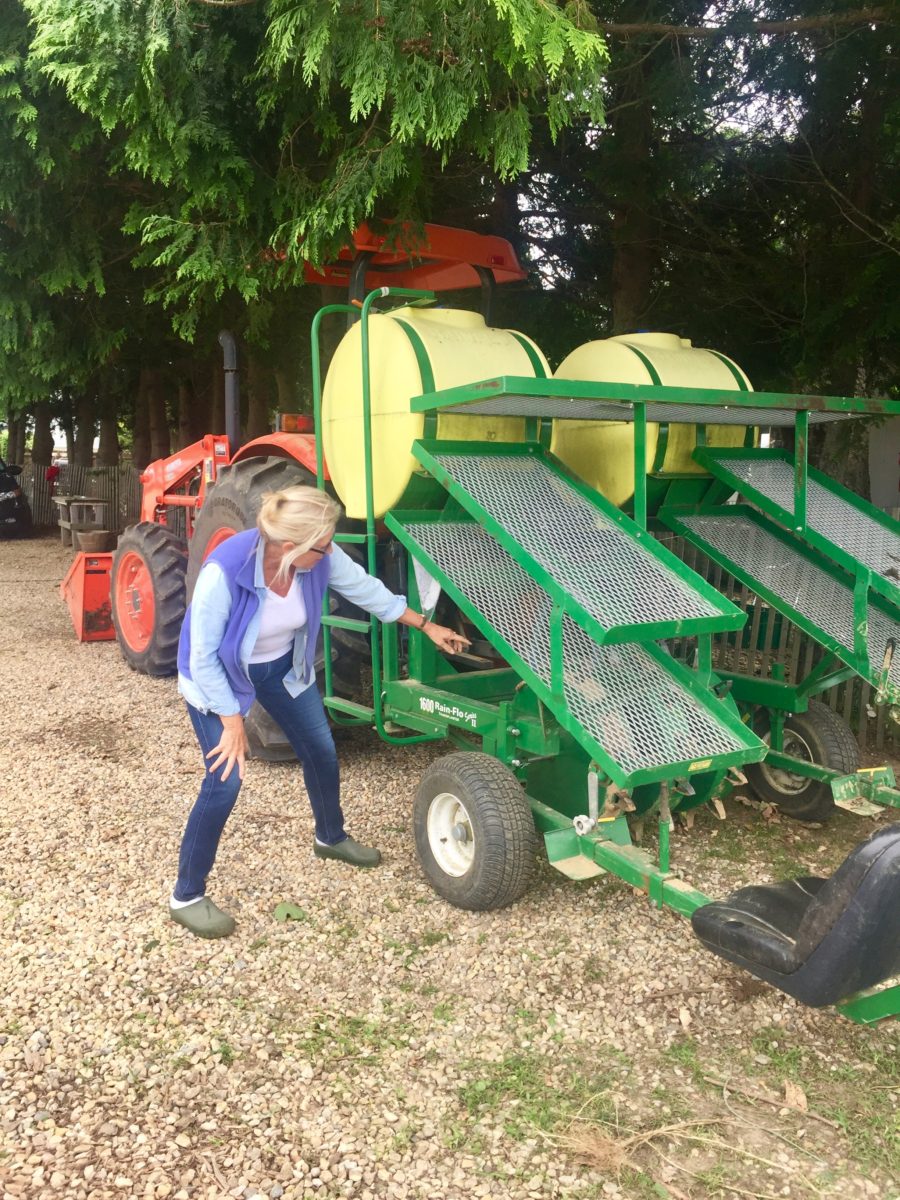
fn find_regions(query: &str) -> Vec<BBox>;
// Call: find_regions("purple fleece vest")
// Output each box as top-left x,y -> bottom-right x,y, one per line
177,528 -> 330,715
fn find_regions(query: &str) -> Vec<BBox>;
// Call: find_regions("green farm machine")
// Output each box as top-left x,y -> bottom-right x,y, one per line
108,225 -> 900,1024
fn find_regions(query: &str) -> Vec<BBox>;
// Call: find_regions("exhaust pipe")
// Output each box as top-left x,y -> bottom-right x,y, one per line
218,330 -> 240,458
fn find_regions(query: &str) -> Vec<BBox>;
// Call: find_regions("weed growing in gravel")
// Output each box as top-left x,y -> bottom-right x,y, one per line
442,1120 -> 486,1155
750,1025 -> 900,1176
295,1013 -> 409,1064
663,1037 -> 704,1082
458,1052 -> 615,1140
213,1040 -> 235,1066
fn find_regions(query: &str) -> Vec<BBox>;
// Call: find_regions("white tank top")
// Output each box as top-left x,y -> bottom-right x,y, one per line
248,582 -> 307,663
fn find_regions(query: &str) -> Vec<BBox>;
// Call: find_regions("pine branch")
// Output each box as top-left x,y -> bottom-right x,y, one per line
598,9 -> 894,39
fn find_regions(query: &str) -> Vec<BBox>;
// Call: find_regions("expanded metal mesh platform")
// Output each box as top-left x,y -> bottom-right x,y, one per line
698,452 -> 900,586
423,447 -> 734,639
671,511 -> 900,700
394,517 -> 758,782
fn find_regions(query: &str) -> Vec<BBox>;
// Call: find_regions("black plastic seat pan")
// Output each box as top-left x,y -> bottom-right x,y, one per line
692,824 -> 900,1006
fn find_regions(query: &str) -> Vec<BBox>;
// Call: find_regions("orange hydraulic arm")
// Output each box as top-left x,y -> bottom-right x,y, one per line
138,434 -> 230,525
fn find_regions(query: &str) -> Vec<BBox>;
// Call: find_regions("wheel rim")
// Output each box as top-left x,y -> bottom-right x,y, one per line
115,551 -> 155,652
759,729 -> 815,796
427,792 -> 475,877
204,525 -> 239,560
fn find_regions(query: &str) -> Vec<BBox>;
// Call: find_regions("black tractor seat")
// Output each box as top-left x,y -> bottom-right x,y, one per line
692,824 -> 900,1007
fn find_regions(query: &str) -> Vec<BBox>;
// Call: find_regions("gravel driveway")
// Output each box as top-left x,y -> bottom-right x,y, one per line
1,536 -> 897,1200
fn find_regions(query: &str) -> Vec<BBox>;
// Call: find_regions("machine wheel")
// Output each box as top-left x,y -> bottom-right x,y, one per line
414,753 -> 537,911
746,700 -> 860,822
112,523 -> 187,676
186,457 -> 316,598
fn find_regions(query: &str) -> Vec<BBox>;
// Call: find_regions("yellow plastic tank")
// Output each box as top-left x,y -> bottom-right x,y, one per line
551,333 -> 752,507
322,307 -> 549,518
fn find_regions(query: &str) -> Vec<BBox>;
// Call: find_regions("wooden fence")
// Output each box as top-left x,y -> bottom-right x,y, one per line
21,462 -> 142,533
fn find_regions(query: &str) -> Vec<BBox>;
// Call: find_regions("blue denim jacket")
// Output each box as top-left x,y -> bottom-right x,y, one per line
178,535 -> 406,716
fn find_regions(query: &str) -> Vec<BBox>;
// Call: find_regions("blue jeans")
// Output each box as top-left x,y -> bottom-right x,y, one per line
174,652 -> 345,901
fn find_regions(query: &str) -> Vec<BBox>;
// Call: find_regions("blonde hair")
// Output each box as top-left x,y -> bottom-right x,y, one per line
257,485 -> 342,580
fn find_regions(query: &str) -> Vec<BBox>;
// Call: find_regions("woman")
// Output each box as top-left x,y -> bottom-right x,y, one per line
171,485 -> 470,939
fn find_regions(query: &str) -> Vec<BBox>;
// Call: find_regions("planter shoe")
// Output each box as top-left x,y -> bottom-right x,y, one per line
314,836 -> 381,868
169,897 -> 236,939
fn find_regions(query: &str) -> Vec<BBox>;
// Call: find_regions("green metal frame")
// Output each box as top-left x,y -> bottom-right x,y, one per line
305,290 -> 900,1023
408,375 -> 900,418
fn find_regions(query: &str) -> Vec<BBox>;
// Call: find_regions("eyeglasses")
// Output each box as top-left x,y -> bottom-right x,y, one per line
307,539 -> 333,556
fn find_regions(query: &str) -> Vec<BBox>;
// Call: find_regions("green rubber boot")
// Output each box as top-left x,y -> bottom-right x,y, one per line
314,835 -> 381,869
169,897 -> 236,939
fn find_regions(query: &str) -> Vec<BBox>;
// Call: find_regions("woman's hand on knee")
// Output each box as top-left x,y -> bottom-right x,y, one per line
207,714 -> 249,781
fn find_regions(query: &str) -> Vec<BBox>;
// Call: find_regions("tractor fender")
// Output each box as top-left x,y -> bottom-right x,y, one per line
230,432 -> 328,479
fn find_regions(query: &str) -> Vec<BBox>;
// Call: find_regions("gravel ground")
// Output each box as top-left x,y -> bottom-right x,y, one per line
1,536 -> 898,1200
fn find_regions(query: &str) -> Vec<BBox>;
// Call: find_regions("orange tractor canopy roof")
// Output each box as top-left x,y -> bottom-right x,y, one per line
302,222 -> 527,292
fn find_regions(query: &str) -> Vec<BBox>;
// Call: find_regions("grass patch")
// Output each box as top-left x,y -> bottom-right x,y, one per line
295,1013 -> 408,1062
662,1036 -> 704,1083
458,1051 -> 615,1140
749,1025 -> 900,1177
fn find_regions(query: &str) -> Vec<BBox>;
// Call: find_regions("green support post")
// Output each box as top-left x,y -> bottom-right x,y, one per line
793,409 -> 808,532
633,402 -> 648,530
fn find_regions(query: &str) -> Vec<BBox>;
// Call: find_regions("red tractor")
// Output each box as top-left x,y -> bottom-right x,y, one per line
109,224 -> 526,746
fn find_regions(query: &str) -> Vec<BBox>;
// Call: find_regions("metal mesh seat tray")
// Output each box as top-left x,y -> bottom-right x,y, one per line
694,448 -> 900,612
664,506 -> 900,705
414,440 -> 744,645
387,511 -> 764,788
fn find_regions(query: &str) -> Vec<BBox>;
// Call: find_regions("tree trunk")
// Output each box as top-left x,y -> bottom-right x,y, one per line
15,414 -> 27,462
132,369 -> 151,469
607,17 -> 658,334
176,378 -> 195,449
31,402 -> 54,464
6,410 -> 23,463
73,389 -> 95,467
146,368 -> 171,461
245,354 -> 271,441
274,367 -> 297,415
96,415 -> 120,466
61,422 -> 75,464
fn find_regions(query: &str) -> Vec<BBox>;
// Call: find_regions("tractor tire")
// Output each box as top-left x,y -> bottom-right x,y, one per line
414,752 -> 537,911
186,457 -> 316,599
746,700 -> 860,822
112,523 -> 187,676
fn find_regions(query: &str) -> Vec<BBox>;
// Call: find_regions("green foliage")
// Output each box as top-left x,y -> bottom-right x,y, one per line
22,0 -> 607,335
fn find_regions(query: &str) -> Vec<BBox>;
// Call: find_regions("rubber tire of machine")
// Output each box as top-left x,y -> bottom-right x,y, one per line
111,522 -> 187,676
414,752 -> 537,911
745,700 -> 860,822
